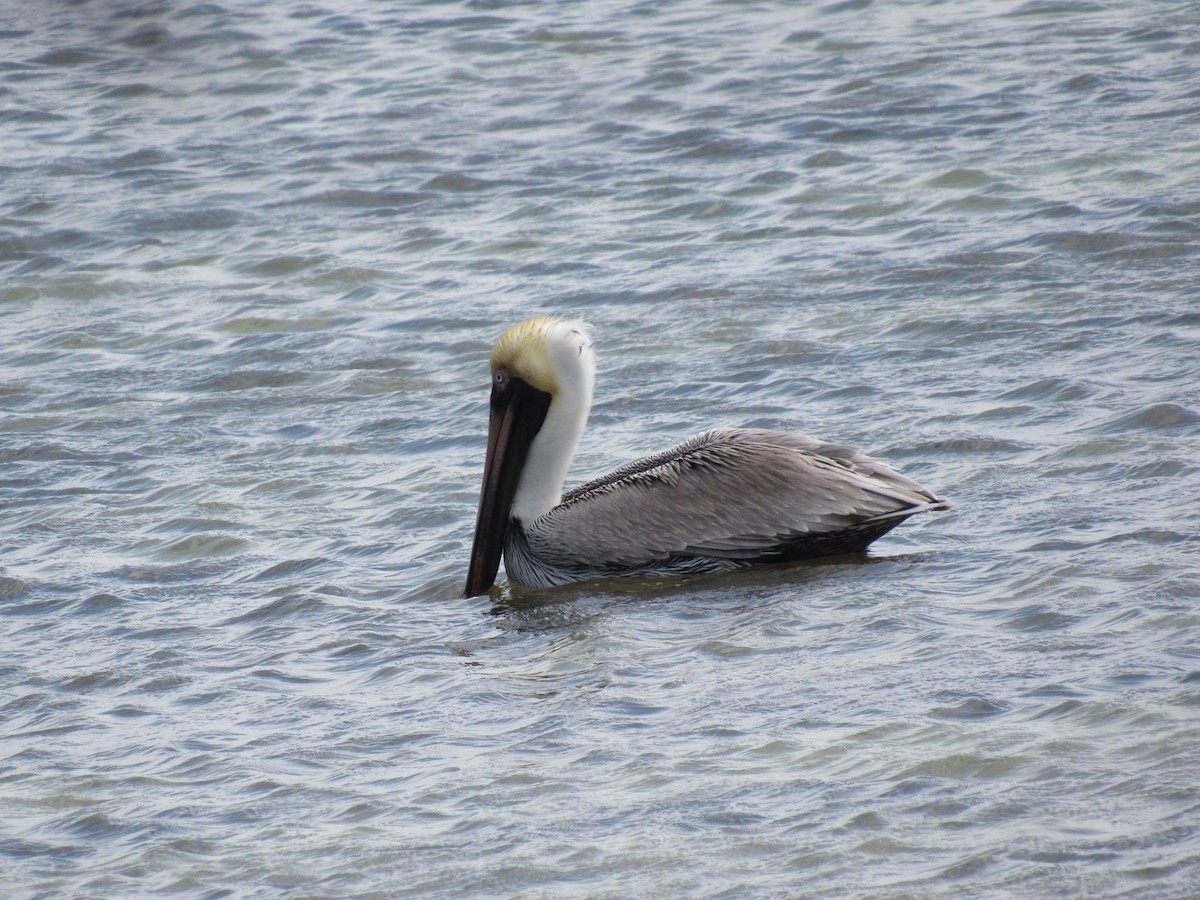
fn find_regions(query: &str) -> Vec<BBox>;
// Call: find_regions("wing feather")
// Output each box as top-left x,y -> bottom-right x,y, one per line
527,428 -> 944,568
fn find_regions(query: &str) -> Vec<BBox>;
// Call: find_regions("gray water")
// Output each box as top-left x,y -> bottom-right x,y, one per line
3,0 -> 1200,896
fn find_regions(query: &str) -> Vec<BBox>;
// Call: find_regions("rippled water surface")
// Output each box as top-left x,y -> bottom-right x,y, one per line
4,0 -> 1200,896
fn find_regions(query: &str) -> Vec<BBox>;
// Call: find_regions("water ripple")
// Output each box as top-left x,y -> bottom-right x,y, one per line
3,0 -> 1200,896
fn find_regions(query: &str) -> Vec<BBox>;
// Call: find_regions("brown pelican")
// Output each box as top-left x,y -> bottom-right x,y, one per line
465,316 -> 949,596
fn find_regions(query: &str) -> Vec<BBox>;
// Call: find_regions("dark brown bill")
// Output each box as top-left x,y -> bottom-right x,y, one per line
464,376 -> 551,597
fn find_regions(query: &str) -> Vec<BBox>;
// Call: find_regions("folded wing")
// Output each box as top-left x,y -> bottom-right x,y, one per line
527,428 -> 946,569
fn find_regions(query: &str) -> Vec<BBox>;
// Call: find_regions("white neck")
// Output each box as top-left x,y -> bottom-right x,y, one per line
510,334 -> 594,523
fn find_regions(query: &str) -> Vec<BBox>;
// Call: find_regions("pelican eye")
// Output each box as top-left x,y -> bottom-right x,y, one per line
489,369 -> 508,398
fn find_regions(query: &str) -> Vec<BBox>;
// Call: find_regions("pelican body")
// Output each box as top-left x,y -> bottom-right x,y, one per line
464,316 -> 949,596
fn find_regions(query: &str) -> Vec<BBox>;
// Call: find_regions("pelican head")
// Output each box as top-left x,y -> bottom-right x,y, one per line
465,316 -> 594,596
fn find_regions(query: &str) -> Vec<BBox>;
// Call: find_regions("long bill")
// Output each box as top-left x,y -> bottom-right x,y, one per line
464,377 -> 551,597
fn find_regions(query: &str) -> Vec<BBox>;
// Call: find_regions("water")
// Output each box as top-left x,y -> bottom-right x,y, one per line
3,0 -> 1200,895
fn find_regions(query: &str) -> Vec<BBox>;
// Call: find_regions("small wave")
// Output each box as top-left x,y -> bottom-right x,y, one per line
76,593 -> 124,614
187,370 -> 310,393
124,207 -> 241,233
283,189 -> 432,209
220,592 -> 328,624
1091,402 -> 1200,434
246,557 -> 332,582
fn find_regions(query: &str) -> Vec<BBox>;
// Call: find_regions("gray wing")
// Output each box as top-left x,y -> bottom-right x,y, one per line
529,428 -> 945,568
